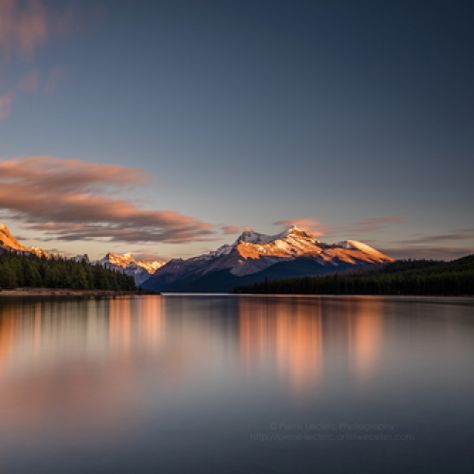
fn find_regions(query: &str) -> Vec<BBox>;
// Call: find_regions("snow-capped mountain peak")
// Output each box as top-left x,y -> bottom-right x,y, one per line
337,240 -> 394,262
99,252 -> 166,285
0,223 -> 47,257
144,227 -> 395,291
236,229 -> 274,244
231,225 -> 322,263
235,225 -> 315,245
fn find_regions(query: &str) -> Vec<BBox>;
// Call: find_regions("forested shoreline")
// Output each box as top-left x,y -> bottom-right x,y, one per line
235,256 -> 474,296
0,251 -> 136,291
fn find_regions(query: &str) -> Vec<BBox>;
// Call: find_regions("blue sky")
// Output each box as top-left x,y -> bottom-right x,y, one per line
1,0 -> 473,260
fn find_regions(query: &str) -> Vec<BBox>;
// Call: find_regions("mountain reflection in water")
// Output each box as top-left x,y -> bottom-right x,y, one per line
0,295 -> 473,474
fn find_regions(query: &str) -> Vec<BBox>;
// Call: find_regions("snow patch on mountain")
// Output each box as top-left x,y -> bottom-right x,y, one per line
149,225 -> 395,284
99,252 -> 165,285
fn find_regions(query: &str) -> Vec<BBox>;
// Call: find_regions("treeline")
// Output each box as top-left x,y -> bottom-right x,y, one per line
0,251 -> 136,291
235,256 -> 474,296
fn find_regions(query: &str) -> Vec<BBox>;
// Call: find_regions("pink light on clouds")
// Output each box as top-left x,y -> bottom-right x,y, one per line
0,0 -> 73,60
0,157 -> 217,244
273,218 -> 325,237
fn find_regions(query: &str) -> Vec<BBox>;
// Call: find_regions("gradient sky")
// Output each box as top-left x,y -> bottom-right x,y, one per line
0,0 -> 473,261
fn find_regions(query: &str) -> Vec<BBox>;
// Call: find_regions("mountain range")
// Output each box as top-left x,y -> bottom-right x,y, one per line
1,223 -> 395,291
0,224 -> 163,285
142,226 -> 394,292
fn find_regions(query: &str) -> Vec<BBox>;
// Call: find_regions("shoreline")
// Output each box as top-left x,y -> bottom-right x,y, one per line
1,289 -> 472,301
0,288 -> 159,297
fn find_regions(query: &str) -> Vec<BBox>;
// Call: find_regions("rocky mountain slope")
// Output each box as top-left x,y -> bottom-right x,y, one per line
143,226 -> 394,292
99,252 -> 165,285
0,224 -> 47,257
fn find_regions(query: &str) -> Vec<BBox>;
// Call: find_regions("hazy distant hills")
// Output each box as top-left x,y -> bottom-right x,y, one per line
142,226 -> 394,292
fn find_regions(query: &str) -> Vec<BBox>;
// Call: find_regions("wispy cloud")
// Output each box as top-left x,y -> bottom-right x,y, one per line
381,246 -> 473,261
0,0 -> 73,60
324,215 -> 404,237
382,229 -> 474,260
273,218 -> 325,236
0,90 -> 16,119
0,156 -> 217,244
0,0 -> 74,118
346,216 -> 404,233
0,69 -> 39,120
273,215 -> 403,239
399,229 -> 474,245
221,225 -> 241,234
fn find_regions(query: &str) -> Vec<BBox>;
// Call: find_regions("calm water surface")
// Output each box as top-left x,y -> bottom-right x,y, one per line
0,295 -> 473,473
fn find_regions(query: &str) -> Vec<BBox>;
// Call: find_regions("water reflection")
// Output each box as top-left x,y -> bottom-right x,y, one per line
1,295 -> 473,473
0,296 -> 387,398
239,297 -> 324,394
0,297 -> 179,440
238,297 -> 386,392
348,299 -> 384,380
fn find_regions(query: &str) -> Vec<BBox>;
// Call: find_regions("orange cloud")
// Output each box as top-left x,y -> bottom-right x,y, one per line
221,225 -> 241,234
0,157 -> 217,244
0,0 -> 72,60
273,218 -> 325,236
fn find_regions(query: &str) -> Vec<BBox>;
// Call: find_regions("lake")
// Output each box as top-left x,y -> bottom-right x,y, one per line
0,295 -> 473,473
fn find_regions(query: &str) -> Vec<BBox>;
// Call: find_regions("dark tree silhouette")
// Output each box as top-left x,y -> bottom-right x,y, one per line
0,251 -> 136,291
235,256 -> 474,296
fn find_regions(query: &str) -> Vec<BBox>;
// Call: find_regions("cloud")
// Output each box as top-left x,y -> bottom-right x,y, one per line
381,246 -> 473,261
0,0 -> 73,60
399,229 -> 474,245
272,216 -> 400,238
273,218 -> 325,236
381,229 -> 474,260
0,90 -> 16,119
317,215 -> 404,239
347,216 -> 404,233
0,156 -> 217,244
0,69 -> 39,120
221,225 -> 241,234
0,66 -> 67,119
